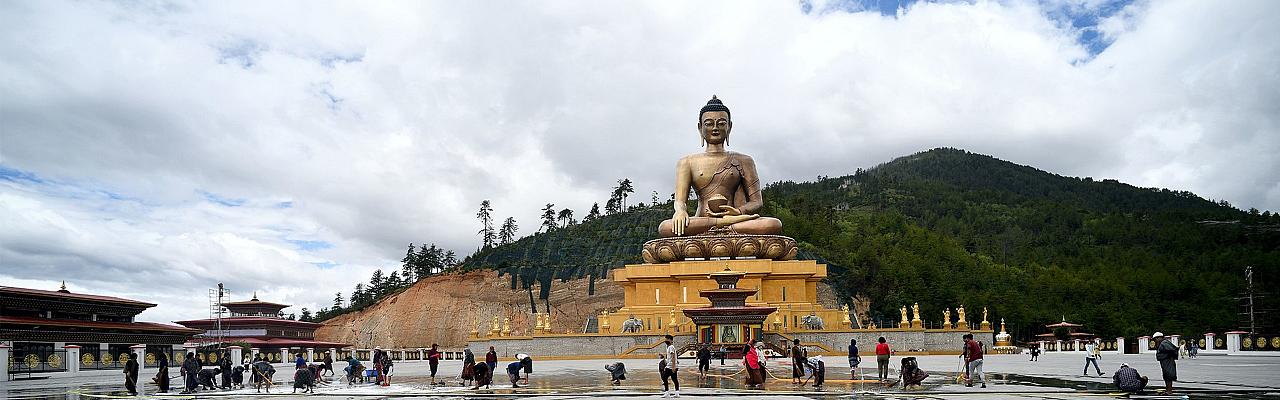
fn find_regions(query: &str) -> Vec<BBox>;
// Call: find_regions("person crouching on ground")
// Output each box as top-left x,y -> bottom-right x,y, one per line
1154,332 -> 1179,394
900,357 -> 928,390
517,353 -> 533,384
801,355 -> 825,389
1113,363 -> 1148,393
605,362 -> 627,385
471,361 -> 491,390
506,360 -> 524,388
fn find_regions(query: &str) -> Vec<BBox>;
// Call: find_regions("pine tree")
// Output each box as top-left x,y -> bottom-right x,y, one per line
387,271 -> 402,290
416,244 -> 441,276
499,217 -> 518,245
401,243 -> 417,281
652,190 -> 660,205
351,284 -> 365,307
369,270 -> 384,297
616,178 -> 634,209
540,203 -> 557,232
333,292 -> 344,310
300,308 -> 313,322
584,203 -> 601,222
605,196 -> 620,215
442,250 -> 458,268
557,208 -> 575,228
476,200 -> 496,249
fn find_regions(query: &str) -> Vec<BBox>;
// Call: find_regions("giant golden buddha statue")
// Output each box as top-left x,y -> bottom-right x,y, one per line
642,96 -> 796,264
657,96 -> 783,237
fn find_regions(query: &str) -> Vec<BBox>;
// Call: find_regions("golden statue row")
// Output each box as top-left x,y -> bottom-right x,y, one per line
472,313 -> 561,338
896,303 -> 992,331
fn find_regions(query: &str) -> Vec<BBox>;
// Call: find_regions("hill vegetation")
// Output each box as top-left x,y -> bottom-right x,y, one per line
325,148 -> 1280,340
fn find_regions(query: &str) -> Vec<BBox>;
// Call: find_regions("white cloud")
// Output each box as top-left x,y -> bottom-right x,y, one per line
1,0 -> 1276,322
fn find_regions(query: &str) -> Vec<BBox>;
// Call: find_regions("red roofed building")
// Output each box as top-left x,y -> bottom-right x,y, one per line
175,293 -> 348,363
0,283 -> 199,374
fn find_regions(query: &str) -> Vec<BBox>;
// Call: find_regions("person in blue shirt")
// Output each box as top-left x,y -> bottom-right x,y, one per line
506,361 -> 524,388
295,354 -> 307,369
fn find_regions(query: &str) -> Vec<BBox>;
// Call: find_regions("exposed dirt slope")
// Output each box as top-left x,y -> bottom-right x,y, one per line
314,270 -> 623,348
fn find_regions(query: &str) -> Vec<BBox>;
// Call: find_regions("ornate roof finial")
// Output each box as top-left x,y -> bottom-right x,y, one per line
58,280 -> 69,293
252,291 -> 259,301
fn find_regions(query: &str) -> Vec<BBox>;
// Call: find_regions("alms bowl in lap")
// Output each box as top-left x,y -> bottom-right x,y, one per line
641,233 -> 797,264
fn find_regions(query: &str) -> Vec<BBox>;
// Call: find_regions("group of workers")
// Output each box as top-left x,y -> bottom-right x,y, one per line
120,331 -> 1186,395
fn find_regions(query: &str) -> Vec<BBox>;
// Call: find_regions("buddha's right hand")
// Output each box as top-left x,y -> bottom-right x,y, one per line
672,211 -> 688,236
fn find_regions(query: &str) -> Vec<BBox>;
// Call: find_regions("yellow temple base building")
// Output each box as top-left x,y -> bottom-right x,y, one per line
603,259 -> 845,337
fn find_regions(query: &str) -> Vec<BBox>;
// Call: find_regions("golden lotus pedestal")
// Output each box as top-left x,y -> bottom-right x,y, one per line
642,233 -> 798,264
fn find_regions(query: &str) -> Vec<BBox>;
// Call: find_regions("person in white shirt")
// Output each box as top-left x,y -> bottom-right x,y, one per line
660,335 -> 680,398
1084,339 -> 1102,376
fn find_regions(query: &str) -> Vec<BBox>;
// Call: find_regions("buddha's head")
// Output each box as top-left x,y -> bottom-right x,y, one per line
698,95 -> 732,146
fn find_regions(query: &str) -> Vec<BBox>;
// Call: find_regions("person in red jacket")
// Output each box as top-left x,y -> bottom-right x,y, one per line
427,344 -> 442,385
875,337 -> 892,382
962,334 -> 986,388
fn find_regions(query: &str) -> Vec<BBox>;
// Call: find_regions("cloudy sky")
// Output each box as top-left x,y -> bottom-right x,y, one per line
2,0 -> 1277,324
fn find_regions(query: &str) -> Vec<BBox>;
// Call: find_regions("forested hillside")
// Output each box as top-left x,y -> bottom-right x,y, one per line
765,148 -> 1279,339
360,148 -> 1280,340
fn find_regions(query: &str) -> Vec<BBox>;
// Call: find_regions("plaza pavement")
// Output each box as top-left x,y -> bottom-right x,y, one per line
3,352 -> 1278,399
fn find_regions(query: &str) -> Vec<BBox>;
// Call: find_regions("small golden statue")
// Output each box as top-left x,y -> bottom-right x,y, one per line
501,317 -> 511,336
534,313 -> 544,332
957,306 -> 969,329
943,308 -> 952,330
910,302 -> 923,329
899,305 -> 909,328
599,310 -> 611,332
980,307 -> 992,330
490,316 -> 500,336
841,304 -> 852,327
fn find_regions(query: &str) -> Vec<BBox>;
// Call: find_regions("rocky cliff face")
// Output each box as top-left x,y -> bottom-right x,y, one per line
314,270 -> 624,348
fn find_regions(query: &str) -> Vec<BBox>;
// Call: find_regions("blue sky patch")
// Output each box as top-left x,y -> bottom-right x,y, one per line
0,164 -> 45,184
799,0 -> 1134,58
289,239 -> 334,251
199,190 -> 246,207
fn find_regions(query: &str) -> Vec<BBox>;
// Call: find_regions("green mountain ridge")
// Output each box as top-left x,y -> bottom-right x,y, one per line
460,147 -> 1279,340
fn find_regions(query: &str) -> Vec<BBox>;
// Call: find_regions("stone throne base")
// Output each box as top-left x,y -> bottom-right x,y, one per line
641,233 -> 798,264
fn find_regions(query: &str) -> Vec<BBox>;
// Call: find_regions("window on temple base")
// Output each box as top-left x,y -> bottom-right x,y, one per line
682,287 -> 687,303
655,288 -> 660,305
782,287 -> 787,302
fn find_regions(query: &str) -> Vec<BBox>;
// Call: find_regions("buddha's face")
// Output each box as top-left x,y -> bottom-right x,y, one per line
699,111 -> 731,145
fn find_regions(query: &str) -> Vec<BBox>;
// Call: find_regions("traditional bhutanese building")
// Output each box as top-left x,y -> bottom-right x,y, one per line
0,283 -> 199,374
175,293 -> 348,363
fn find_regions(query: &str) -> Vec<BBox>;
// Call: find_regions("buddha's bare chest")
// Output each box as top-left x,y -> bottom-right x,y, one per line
688,155 -> 740,189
